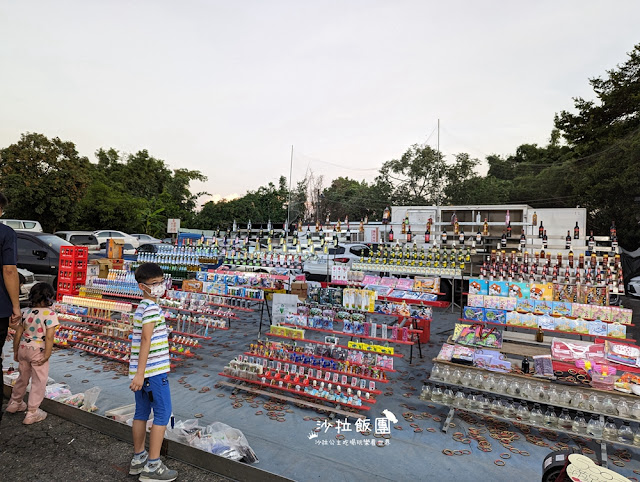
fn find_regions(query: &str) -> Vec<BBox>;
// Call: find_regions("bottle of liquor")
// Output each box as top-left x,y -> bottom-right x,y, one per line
441,229 -> 448,244
483,218 -> 489,236
573,222 -> 579,240
388,227 -> 394,243
542,230 -> 548,249
519,229 -> 526,249
506,222 -> 512,238
532,211 -> 538,227
476,228 -> 482,244
406,225 -> 412,243
588,230 -> 595,250
454,221 -> 460,236
538,221 -> 544,239
458,229 -> 465,245
612,233 -> 619,251
500,230 -> 507,248
424,224 -> 431,243
610,221 -> 616,240
565,230 -> 572,249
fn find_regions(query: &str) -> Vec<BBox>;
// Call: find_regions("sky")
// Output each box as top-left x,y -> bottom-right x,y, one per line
1,1 -> 639,207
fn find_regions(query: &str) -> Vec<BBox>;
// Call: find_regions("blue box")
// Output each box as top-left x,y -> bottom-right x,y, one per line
552,301 -> 572,317
507,282 -> 530,299
468,279 -> 488,295
484,308 -> 506,324
487,281 -> 509,297
463,306 -> 484,322
534,300 -> 553,314
516,298 -> 535,313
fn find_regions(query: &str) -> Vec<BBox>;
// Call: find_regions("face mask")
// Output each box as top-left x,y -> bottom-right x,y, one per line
145,283 -> 166,298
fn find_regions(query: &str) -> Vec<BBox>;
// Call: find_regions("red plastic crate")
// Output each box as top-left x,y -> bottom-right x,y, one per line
58,270 -> 87,283
60,258 -> 87,270
60,246 -> 88,260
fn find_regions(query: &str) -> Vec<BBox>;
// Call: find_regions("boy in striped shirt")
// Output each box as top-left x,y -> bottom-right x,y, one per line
128,263 -> 177,481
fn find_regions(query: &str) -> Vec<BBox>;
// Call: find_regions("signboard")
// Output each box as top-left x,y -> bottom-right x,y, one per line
370,228 -> 379,243
167,218 -> 181,234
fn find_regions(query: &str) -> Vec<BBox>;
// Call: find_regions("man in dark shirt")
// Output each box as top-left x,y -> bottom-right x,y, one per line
0,192 -> 21,422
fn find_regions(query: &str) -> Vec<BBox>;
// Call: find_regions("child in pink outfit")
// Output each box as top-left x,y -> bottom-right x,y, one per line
6,283 -> 58,424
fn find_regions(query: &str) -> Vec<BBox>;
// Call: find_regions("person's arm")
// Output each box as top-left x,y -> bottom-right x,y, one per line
12,323 -> 24,362
3,265 -> 21,324
34,326 -> 55,366
129,321 -> 154,391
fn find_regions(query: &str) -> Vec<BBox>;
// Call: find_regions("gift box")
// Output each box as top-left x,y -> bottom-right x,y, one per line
497,297 -> 517,311
484,295 -> 502,309
484,309 -> 506,325
516,298 -> 535,313
521,312 -> 539,328
507,281 -> 530,299
487,281 -> 509,297
574,318 -> 590,335
468,278 -> 488,295
537,314 -> 555,330
588,320 -> 608,337
506,310 -> 522,326
572,303 -> 593,320
530,283 -> 554,301
551,301 -> 572,317
591,305 -> 611,322
555,317 -> 576,333
467,294 -> 485,308
534,300 -> 553,315
462,306 -> 484,322
610,307 -> 633,325
607,323 -> 626,339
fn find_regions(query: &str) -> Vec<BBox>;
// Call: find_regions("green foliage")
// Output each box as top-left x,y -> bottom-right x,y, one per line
0,133 -> 91,232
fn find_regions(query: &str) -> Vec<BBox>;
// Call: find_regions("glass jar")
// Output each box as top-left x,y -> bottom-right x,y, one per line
534,384 -> 546,402
617,400 -> 630,418
586,414 -> 603,439
587,394 -> 601,412
521,381 -> 533,399
516,402 -> 530,421
547,387 -> 559,404
558,408 -> 573,430
543,407 -> 558,428
632,401 -> 640,419
491,398 -> 504,416
634,427 -> 640,447
571,392 -> 584,409
431,364 -> 443,381
485,374 -> 497,391
481,395 -> 491,412
603,418 -> 618,441
496,377 -> 509,395
504,398 -> 516,419
431,385 -> 443,402
453,390 -> 467,408
617,421 -> 634,444
473,373 -> 485,389
560,390 -> 572,406
572,411 -> 587,434
601,396 -> 616,415
443,388 -> 455,405
470,392 -> 482,410
507,380 -> 520,396
461,371 -> 473,387
530,403 -> 543,426
420,383 -> 431,401
442,367 -> 452,383
451,369 -> 463,385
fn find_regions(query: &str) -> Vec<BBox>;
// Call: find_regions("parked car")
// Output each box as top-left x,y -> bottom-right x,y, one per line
131,234 -> 162,244
15,231 -> 75,287
1,219 -> 43,232
627,276 -> 640,297
303,243 -> 369,279
54,231 -> 100,251
93,230 -> 139,248
98,242 -> 137,258
18,267 -> 38,306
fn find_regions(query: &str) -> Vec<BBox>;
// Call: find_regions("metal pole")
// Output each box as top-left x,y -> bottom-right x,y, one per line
287,145 -> 293,229
436,118 -> 440,208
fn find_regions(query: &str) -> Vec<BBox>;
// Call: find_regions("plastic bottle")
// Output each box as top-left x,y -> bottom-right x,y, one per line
603,418 -> 618,441
618,421 -> 634,444
530,403 -> 543,426
572,411 -> 587,434
586,414 -> 603,439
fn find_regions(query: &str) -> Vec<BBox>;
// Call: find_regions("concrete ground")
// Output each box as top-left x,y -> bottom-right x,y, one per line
0,410 -> 230,482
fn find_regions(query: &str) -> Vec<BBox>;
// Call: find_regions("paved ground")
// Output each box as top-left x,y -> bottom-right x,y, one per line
0,411 -> 231,482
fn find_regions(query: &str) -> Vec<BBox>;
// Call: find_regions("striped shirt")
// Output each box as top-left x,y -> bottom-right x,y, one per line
129,299 -> 170,379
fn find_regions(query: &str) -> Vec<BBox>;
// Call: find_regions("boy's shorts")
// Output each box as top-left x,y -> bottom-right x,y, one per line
133,373 -> 172,426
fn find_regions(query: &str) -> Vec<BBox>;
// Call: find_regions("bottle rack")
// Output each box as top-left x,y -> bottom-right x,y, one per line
56,246 -> 88,301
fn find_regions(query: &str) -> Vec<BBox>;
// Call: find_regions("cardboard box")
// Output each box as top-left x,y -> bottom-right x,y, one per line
182,279 -> 203,293
111,258 -> 125,271
96,258 -> 113,278
107,238 -> 124,259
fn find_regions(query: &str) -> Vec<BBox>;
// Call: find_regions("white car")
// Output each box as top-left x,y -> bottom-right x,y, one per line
627,276 -> 640,297
131,234 -> 162,244
93,230 -> 140,248
303,243 -> 369,278
18,268 -> 38,306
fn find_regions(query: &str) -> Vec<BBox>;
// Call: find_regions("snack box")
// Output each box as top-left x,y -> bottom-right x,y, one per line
506,310 -> 522,326
588,320 -> 608,337
462,306 -> 484,322
572,303 -> 593,320
507,282 -> 530,299
534,300 -> 553,315
610,307 -> 633,325
591,305 -> 611,322
537,314 -> 555,331
467,294 -> 485,308
468,278 -> 488,295
497,297 -> 517,311
521,312 -> 539,328
554,317 -> 576,333
530,283 -> 554,301
484,308 -> 506,324
574,318 -> 590,335
607,323 -> 626,339
516,298 -> 535,313
483,295 -> 502,309
551,301 -> 572,317
487,281 -> 509,297
553,283 -> 579,303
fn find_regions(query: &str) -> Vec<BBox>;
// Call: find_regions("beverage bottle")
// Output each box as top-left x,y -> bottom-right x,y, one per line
538,221 -> 544,238
425,224 -> 431,243
454,221 -> 459,236
388,227 -> 394,242
610,221 -> 616,240
542,230 -> 548,249
441,229 -> 447,244
406,225 -> 412,243
565,231 -> 572,249
612,234 -> 618,251
500,231 -> 507,248
506,222 -> 512,238
458,230 -> 464,244
520,230 -> 526,249
476,229 -> 482,244
483,218 -> 489,236
573,222 -> 579,240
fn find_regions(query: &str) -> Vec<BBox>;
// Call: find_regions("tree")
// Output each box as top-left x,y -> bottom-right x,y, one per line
320,177 -> 376,223
0,133 -> 91,232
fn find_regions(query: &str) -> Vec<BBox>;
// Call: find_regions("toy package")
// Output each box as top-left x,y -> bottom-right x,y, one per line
473,327 -> 503,349
483,295 -> 502,309
537,314 -> 555,331
436,343 -> 455,361
451,345 -> 476,364
507,282 -> 530,299
395,278 -> 414,290
521,312 -> 539,328
591,305 -> 611,322
551,301 -> 572,317
487,281 -> 508,297
607,323 -> 626,339
588,320 -> 608,337
414,276 -> 440,293
516,298 -> 535,313
463,306 -> 484,322
468,278 -> 488,295
572,303 -> 593,320
530,283 -> 554,301
506,310 -> 521,326
605,341 -> 640,367
534,300 -> 553,315
610,307 -> 633,325
553,283 -> 579,303
452,324 -> 480,346
574,318 -> 590,335
483,309 -> 506,325
497,297 -> 517,311
467,294 -> 485,308
554,317 -> 575,333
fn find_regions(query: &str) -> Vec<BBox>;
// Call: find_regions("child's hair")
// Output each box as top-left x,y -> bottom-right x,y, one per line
29,282 -> 55,307
134,262 -> 164,283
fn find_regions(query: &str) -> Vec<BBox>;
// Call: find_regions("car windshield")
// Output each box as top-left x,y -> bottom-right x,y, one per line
38,234 -> 73,251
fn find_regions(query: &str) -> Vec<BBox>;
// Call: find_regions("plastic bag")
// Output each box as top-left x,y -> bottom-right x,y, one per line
191,422 -> 258,463
45,383 -> 72,400
165,419 -> 202,444
82,386 -> 101,412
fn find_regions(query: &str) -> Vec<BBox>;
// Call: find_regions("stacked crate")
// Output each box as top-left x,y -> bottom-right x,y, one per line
57,246 -> 88,301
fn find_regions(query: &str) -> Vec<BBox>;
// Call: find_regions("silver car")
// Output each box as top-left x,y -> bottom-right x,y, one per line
303,243 -> 369,278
